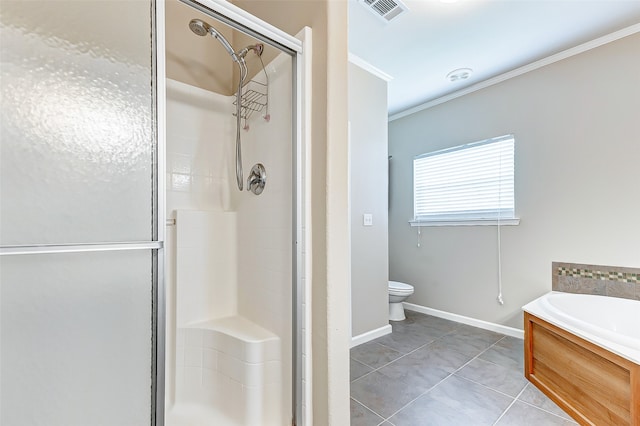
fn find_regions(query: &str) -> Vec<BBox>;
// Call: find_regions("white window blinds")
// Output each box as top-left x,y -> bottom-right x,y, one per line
413,135 -> 515,222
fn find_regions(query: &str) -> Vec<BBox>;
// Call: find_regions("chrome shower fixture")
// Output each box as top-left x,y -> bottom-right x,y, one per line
188,18 -> 265,192
189,19 -> 239,62
237,43 -> 264,59
246,163 -> 267,195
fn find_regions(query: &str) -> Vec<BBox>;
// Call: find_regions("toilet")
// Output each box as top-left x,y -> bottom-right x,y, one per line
388,280 -> 414,321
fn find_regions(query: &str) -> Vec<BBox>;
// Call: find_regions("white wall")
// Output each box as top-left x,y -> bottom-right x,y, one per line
348,61 -> 390,338
388,33 -> 640,329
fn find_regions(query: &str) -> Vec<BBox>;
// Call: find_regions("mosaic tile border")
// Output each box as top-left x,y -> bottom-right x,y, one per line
552,262 -> 640,301
557,267 -> 638,283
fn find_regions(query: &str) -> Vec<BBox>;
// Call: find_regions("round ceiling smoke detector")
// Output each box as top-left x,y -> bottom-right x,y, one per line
446,68 -> 473,82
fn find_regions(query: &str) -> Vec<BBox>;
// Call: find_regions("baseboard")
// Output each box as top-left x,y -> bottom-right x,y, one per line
403,302 -> 524,339
351,324 -> 393,348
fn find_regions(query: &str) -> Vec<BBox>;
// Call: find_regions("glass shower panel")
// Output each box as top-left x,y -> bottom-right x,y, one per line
0,250 -> 153,426
0,1 -> 154,245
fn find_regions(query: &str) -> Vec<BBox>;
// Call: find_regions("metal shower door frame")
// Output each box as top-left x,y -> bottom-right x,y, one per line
161,1 -> 308,424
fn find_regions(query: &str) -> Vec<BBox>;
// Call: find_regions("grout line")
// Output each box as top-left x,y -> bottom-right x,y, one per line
492,386 -> 527,425
350,396 -> 385,422
351,369 -> 375,383
351,357 -> 379,370
380,376 -> 445,421
517,396 -> 579,423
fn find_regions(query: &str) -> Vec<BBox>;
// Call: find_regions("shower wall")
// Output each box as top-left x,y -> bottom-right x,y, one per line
165,51 -> 293,424
236,53 -> 293,421
237,53 -> 292,350
165,79 -> 234,407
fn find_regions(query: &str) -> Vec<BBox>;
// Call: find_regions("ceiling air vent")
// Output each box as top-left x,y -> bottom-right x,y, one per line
360,0 -> 408,23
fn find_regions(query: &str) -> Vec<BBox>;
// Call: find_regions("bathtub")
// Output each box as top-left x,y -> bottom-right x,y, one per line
523,291 -> 640,364
523,291 -> 640,425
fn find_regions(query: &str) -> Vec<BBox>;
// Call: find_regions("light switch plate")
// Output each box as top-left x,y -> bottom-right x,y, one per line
363,213 -> 373,226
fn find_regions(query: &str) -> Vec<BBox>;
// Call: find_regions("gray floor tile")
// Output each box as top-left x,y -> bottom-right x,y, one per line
411,340 -> 476,373
479,336 -> 524,370
373,324 -> 444,354
377,356 -> 447,394
403,311 -> 460,333
350,370 -> 425,418
378,341 -> 473,393
429,332 -> 498,358
455,357 -> 528,397
389,375 -> 513,426
350,398 -> 385,426
350,321 -> 575,426
351,342 -> 403,369
351,358 -> 374,382
495,401 -> 576,425
454,324 -> 504,342
518,383 -> 574,420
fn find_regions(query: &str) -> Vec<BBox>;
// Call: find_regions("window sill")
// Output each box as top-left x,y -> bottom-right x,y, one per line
409,218 -> 520,227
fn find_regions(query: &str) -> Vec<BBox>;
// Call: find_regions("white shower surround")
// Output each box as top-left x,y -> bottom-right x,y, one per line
165,52 -> 293,425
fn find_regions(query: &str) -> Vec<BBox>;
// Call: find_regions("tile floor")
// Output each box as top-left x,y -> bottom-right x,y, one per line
350,310 -> 578,426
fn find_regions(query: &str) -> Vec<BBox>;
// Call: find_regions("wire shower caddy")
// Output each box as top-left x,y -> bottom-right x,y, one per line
233,54 -> 270,130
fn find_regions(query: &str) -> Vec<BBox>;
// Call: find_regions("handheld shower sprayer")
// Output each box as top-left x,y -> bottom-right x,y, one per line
189,19 -> 240,63
188,18 -> 266,193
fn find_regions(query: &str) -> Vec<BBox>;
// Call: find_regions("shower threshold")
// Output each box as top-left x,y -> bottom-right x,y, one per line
166,402 -> 237,426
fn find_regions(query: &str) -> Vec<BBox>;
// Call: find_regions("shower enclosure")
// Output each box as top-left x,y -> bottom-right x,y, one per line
163,1 -> 306,425
1,0 -> 308,424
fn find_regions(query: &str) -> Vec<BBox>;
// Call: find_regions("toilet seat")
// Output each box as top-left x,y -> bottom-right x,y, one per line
389,288 -> 413,295
389,281 -> 413,292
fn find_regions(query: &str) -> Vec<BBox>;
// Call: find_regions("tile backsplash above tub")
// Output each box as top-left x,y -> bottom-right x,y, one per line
552,262 -> 639,301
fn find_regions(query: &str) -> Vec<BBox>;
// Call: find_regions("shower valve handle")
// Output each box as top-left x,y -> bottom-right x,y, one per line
247,163 -> 267,195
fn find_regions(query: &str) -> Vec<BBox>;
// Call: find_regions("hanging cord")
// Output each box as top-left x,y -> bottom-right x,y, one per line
496,145 -> 504,305
497,216 -> 504,305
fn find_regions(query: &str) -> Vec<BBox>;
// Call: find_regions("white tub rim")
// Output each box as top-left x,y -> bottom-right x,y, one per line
522,291 -> 640,364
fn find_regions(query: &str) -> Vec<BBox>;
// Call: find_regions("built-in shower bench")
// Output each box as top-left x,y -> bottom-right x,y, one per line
188,315 -> 280,364
175,316 -> 282,424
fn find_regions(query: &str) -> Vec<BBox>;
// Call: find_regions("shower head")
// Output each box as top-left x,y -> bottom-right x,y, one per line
189,18 -> 240,63
188,18 -> 210,36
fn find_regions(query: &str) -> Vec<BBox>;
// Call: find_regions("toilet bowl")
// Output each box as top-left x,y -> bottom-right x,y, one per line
388,280 -> 414,321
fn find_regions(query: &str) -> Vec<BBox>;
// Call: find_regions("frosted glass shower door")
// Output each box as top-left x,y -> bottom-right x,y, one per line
0,1 -> 161,425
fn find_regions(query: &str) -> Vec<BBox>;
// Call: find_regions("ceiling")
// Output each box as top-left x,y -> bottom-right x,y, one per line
348,0 -> 640,116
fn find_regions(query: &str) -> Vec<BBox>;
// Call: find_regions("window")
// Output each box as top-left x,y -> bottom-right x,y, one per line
411,135 -> 518,226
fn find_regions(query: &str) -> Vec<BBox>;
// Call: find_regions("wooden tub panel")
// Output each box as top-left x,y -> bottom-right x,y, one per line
524,312 -> 639,426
